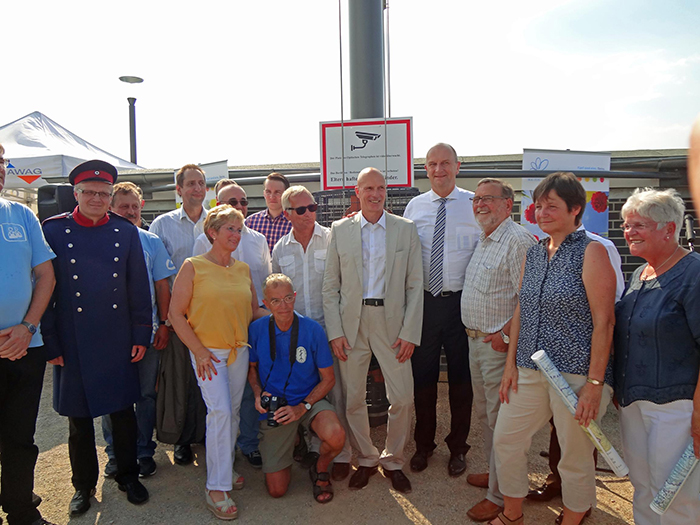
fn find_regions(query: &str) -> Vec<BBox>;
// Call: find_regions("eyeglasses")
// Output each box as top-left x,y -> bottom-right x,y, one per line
0,157 -> 9,168
76,188 -> 113,200
621,221 -> 658,232
267,293 -> 295,307
469,195 -> 507,204
286,203 -> 318,215
222,198 -> 248,207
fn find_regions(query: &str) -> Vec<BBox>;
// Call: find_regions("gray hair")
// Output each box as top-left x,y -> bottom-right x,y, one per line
263,273 -> 294,298
476,178 -> 515,201
621,187 -> 685,242
281,185 -> 314,210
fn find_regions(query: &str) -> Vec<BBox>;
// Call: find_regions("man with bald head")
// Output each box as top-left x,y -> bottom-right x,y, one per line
323,168 -> 423,494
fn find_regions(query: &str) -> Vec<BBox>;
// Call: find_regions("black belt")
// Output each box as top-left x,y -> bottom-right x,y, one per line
426,290 -> 459,298
362,298 -> 384,306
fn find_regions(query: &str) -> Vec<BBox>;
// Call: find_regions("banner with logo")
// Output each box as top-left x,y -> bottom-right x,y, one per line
319,117 -> 413,190
521,149 -> 611,238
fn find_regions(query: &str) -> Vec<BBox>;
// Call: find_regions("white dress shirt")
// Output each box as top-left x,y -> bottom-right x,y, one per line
150,206 -> 208,284
271,222 -> 330,328
192,224 -> 271,305
403,186 -> 480,292
360,211 -> 386,299
578,225 -> 625,302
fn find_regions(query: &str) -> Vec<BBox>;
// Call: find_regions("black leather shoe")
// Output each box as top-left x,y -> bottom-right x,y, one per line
118,480 -> 149,505
384,469 -> 412,494
448,453 -> 467,477
30,519 -> 58,525
409,450 -> 433,472
527,482 -> 562,502
173,444 -> 193,465
555,507 -> 591,524
32,492 -> 42,507
69,488 -> 95,516
331,462 -> 351,481
103,458 -> 118,478
348,465 -> 378,490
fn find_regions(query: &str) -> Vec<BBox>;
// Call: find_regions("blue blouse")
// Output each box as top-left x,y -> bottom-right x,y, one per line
517,229 -> 614,385
613,252 -> 700,407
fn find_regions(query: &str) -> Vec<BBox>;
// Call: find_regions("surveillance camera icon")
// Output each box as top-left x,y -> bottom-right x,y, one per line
351,131 -> 381,151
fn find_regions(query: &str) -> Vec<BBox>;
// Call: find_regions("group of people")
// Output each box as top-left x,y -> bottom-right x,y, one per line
0,139 -> 698,525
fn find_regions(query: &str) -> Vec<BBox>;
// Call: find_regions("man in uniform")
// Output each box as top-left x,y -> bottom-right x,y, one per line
323,167 -> 423,494
0,143 -> 57,525
403,143 -> 480,478
101,182 -> 176,479
41,160 -> 152,515
461,178 -> 536,522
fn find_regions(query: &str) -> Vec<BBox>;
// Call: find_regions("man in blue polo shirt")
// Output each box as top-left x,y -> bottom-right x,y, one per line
101,182 -> 177,479
0,143 -> 57,525
248,274 -> 345,504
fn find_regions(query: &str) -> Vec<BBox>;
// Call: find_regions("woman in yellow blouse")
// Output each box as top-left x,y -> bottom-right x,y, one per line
170,205 -> 266,520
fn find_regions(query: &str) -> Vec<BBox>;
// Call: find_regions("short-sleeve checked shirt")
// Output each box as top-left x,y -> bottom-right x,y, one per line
461,218 -> 536,333
245,208 -> 291,254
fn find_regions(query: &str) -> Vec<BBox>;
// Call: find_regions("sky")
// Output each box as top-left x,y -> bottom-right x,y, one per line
3,0 -> 699,169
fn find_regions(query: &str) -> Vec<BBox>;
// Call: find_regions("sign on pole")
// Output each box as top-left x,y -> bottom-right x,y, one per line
320,117 -> 413,190
521,149 -> 611,238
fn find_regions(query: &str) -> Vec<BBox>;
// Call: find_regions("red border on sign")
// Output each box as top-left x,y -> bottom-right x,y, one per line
321,118 -> 413,189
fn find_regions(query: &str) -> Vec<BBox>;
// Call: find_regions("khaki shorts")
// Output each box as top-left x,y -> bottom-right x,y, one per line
258,398 -> 335,474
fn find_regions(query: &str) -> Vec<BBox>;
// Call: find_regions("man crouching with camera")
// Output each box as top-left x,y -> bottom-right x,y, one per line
248,274 -> 346,503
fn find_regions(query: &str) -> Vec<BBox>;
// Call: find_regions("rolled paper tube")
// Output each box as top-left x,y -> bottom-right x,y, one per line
531,350 -> 629,477
650,441 -> 699,515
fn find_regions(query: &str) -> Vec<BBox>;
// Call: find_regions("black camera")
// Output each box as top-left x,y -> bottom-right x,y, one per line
260,394 -> 288,427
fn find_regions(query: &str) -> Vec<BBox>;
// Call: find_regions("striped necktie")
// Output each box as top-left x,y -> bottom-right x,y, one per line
428,198 -> 447,297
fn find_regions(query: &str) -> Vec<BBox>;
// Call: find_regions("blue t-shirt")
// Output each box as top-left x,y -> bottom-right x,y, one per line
249,313 -> 333,408
0,198 -> 56,347
138,229 -> 177,342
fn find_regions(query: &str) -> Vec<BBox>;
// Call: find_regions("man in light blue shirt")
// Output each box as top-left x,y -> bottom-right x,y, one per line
0,143 -> 57,525
102,182 -> 176,479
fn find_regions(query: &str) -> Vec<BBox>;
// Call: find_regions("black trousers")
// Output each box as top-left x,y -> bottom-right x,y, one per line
0,346 -> 46,525
69,407 -> 138,490
411,291 -> 473,455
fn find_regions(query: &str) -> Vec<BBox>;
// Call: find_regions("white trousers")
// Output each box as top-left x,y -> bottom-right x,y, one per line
190,347 -> 248,492
494,367 -> 611,513
620,399 -> 700,525
469,336 -> 507,506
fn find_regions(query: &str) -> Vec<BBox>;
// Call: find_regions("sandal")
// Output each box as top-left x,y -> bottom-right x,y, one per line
489,512 -> 524,525
309,461 -> 334,504
205,489 -> 238,520
554,507 -> 591,524
232,470 -> 245,491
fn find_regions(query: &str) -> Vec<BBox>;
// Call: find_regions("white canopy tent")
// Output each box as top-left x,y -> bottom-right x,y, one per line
0,111 -> 141,190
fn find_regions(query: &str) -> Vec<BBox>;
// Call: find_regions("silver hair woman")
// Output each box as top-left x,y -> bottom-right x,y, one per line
614,188 -> 700,524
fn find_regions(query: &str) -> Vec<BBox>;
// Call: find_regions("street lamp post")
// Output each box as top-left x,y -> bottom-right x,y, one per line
119,76 -> 144,164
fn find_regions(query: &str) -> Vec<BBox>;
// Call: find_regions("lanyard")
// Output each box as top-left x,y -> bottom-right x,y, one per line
262,313 -> 300,397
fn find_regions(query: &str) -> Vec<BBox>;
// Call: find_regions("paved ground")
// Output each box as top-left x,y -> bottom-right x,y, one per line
2,369 -> 634,524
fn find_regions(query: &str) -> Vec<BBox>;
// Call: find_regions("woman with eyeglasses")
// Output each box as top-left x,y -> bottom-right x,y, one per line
613,188 -> 700,524
492,172 -> 616,525
169,204 -> 267,520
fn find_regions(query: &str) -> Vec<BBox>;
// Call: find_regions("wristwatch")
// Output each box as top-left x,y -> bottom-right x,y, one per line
302,400 -> 312,411
21,321 -> 37,335
500,330 -> 510,344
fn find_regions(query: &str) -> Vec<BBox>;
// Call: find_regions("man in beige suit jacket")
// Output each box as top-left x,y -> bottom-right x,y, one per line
322,168 -> 423,494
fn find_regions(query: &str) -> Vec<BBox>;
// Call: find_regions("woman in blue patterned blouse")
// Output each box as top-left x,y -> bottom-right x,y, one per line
490,172 -> 616,525
614,188 -> 700,525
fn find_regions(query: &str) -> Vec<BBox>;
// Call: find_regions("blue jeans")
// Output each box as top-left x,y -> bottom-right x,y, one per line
102,344 -> 160,459
235,381 -> 260,454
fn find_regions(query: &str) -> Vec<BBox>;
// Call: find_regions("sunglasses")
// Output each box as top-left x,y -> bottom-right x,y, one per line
286,203 -> 318,215
222,198 -> 248,207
